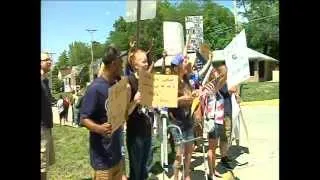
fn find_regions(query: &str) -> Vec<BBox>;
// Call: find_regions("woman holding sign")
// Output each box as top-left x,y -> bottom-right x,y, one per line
168,53 -> 197,180
125,48 -> 154,180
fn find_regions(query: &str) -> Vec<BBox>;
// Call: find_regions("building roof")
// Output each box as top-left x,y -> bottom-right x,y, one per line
247,48 -> 278,62
59,68 -> 72,76
154,48 -> 278,67
70,65 -> 85,76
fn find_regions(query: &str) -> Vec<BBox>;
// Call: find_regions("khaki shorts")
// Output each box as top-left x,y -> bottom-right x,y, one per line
41,127 -> 55,173
94,160 -> 124,180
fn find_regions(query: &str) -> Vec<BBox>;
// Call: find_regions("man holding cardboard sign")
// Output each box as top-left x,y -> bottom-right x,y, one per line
80,45 -> 129,180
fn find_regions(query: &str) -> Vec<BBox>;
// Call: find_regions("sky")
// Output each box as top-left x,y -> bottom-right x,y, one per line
41,0 -> 235,62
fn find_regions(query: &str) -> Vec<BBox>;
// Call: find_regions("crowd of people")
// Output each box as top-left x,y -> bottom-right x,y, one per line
56,91 -> 84,127
41,36 -> 241,180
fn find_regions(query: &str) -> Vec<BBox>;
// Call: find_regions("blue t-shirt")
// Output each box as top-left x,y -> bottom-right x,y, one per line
189,73 -> 200,89
80,77 -> 122,170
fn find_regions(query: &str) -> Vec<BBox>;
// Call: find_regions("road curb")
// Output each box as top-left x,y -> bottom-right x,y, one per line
240,99 -> 279,107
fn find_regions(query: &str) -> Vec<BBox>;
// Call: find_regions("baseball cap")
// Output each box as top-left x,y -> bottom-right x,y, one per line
171,53 -> 184,66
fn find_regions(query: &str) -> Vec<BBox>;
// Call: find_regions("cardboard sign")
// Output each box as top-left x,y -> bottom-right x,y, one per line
107,77 -> 130,133
139,70 -> 178,108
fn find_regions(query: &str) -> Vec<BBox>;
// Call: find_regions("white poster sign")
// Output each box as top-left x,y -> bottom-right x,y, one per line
224,30 -> 250,88
163,22 -> 185,56
125,0 -> 157,22
185,16 -> 203,52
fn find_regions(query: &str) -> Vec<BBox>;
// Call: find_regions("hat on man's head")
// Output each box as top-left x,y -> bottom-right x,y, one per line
41,52 -> 50,61
171,53 -> 184,66
102,45 -> 127,65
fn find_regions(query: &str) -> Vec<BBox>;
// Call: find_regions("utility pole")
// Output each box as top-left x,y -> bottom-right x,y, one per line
233,0 -> 238,33
86,29 -> 97,82
136,0 -> 141,48
47,52 -> 56,90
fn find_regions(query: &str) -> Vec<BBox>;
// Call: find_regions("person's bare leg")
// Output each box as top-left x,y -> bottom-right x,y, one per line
184,143 -> 193,180
174,147 -> 182,180
208,138 -> 222,178
207,138 -> 215,176
221,115 -> 232,161
220,141 -> 228,158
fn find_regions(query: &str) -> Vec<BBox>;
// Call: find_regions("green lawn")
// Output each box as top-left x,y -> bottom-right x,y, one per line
240,82 -> 279,102
48,125 -> 92,180
48,125 -> 169,180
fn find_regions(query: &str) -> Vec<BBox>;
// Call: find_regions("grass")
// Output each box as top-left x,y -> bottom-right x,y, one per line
48,125 -> 92,180
240,82 -> 279,102
48,125 -> 171,180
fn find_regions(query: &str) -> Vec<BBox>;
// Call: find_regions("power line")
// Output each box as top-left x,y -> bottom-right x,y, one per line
248,13 -> 279,23
214,14 -> 279,34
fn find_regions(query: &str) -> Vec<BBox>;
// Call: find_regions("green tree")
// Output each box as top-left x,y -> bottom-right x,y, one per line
201,0 -> 235,50
92,41 -> 106,60
106,0 -> 237,59
68,41 -> 92,66
79,65 -> 89,87
56,50 -> 70,69
236,0 -> 279,59
51,65 -> 64,94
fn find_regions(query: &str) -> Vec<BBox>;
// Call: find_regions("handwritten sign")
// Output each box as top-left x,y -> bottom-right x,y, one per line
107,77 -> 130,134
139,70 -> 178,108
185,16 -> 203,52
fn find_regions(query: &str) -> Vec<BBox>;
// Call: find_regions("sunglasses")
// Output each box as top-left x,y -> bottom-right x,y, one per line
41,58 -> 52,62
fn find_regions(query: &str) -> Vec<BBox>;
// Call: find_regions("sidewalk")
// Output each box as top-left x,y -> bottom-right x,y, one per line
155,101 -> 279,180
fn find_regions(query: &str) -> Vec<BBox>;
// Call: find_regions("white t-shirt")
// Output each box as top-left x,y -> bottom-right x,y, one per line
57,99 -> 64,113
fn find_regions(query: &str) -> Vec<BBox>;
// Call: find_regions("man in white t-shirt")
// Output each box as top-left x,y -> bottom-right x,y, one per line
56,96 -> 64,125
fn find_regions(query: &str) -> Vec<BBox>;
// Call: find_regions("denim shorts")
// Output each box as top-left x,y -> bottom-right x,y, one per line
170,127 -> 194,145
208,115 -> 232,143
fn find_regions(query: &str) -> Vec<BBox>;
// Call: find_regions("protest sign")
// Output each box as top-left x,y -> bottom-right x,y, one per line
107,77 -> 130,134
125,0 -> 157,22
139,70 -> 178,108
224,29 -> 250,88
185,16 -> 203,52
163,21 -> 185,56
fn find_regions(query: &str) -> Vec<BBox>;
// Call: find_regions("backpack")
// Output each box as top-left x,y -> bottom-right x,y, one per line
63,99 -> 69,109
